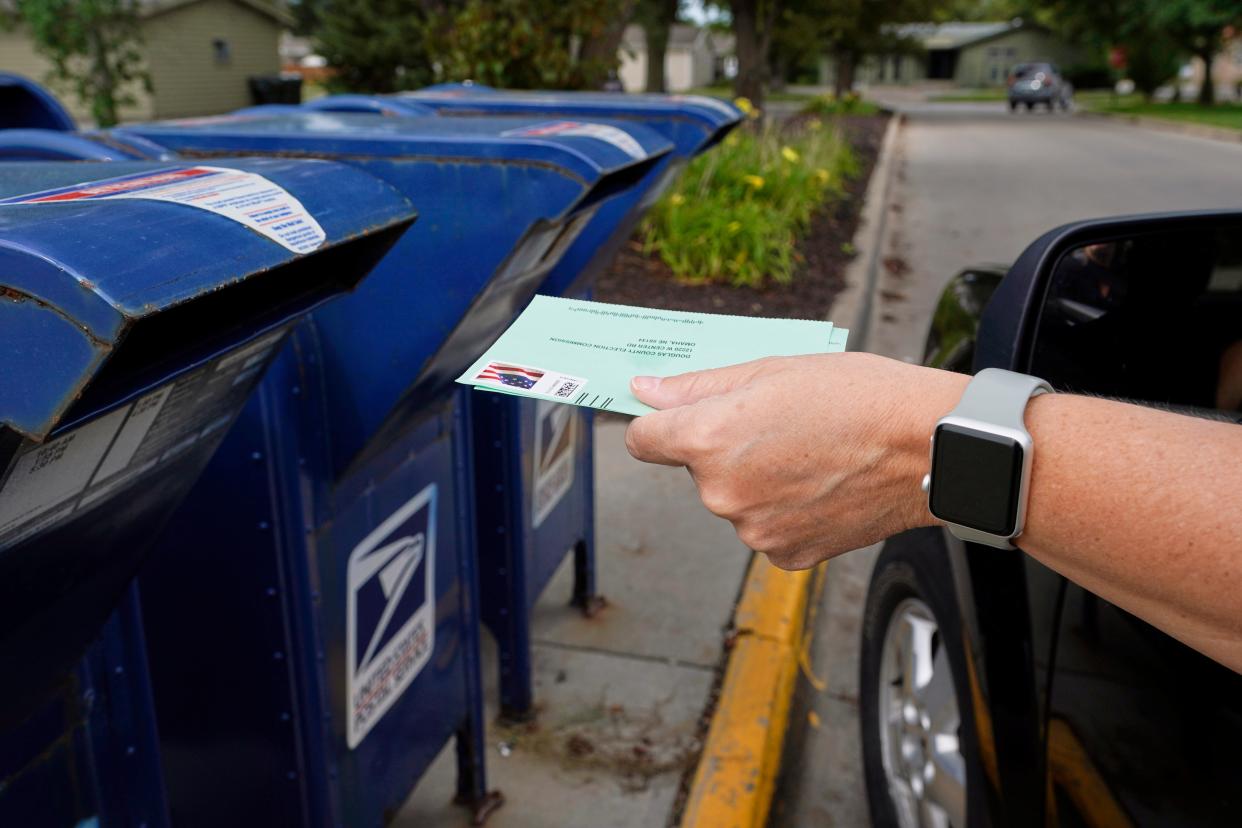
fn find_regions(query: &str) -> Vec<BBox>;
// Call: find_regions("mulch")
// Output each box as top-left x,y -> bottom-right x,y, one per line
594,112 -> 890,321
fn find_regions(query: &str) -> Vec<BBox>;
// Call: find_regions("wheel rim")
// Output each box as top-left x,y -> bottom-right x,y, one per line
877,597 -> 967,828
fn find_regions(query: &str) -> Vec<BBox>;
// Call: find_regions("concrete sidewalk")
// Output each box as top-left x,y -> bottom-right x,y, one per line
398,417 -> 751,826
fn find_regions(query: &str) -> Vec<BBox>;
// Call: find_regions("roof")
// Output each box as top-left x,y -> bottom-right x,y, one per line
622,23 -> 710,53
888,20 -> 1027,50
141,0 -> 293,27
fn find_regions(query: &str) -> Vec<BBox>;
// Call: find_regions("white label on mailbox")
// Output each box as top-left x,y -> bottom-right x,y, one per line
0,329 -> 289,548
346,484 -> 437,749
669,94 -> 740,118
501,120 -> 646,160
532,400 -> 576,529
0,166 -> 326,254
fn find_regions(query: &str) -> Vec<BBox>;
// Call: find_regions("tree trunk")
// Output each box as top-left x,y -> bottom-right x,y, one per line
89,25 -> 118,127
578,0 -> 638,88
732,0 -> 765,107
833,50 -> 854,97
1198,47 -> 1216,105
643,0 -> 677,93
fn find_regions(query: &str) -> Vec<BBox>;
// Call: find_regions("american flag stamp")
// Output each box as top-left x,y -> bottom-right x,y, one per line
475,361 -> 587,400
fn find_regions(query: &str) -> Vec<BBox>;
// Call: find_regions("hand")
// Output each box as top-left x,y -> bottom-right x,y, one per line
624,353 -> 968,569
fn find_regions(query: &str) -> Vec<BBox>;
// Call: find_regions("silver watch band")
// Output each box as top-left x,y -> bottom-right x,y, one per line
943,368 -> 1052,549
949,368 -> 1052,428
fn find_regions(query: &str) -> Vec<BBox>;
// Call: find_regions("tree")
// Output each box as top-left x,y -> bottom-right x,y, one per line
314,0 -> 437,92
433,0 -> 630,89
1031,0 -> 1224,102
723,0 -> 780,107
1148,0 -> 1242,104
634,0 -> 681,92
12,0 -> 148,127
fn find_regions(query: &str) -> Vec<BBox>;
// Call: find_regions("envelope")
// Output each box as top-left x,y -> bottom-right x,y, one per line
458,296 -> 848,416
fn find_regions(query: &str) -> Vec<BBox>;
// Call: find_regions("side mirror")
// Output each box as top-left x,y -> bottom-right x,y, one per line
977,211 -> 1242,417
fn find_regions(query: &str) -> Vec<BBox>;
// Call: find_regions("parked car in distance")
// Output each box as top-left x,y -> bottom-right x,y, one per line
859,211 -> 1242,828
1008,62 -> 1073,111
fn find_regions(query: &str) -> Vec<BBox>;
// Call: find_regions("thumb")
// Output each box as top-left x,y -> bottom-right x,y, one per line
631,359 -> 771,410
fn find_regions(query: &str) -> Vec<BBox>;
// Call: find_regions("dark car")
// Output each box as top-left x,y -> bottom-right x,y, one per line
1008,62 -> 1073,111
858,212 -> 1242,827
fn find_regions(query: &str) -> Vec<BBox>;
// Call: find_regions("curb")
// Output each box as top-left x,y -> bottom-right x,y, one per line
679,557 -> 815,828
829,111 -> 904,350
1076,108 -> 1242,145
678,115 -> 903,828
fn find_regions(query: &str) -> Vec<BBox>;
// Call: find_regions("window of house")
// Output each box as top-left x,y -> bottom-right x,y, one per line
213,38 -> 231,65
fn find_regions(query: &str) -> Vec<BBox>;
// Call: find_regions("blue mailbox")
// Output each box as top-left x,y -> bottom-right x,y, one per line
106,112 -> 671,826
0,72 -> 76,130
373,86 -> 741,718
291,87 -> 742,717
0,158 -> 417,827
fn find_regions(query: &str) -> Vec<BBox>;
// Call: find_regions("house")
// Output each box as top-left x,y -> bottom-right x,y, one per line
820,20 -> 1084,89
619,23 -> 725,93
0,0 -> 290,125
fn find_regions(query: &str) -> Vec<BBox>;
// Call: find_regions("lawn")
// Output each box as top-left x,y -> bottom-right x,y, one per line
1079,91 -> 1242,131
928,88 -> 1009,102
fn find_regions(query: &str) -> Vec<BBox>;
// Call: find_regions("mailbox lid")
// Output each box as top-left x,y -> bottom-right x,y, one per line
0,72 -> 75,131
0,157 -> 416,442
403,84 -> 742,155
112,110 -> 673,183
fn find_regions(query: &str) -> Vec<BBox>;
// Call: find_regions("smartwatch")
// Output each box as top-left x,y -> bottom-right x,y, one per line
921,368 -> 1052,549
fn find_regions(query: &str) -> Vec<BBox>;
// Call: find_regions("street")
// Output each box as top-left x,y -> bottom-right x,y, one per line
773,96 -> 1242,826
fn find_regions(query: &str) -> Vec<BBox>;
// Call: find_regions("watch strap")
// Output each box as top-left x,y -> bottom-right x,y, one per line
949,368 -> 1052,429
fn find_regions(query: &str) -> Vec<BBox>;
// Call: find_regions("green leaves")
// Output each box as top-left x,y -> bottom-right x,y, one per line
16,0 -> 147,127
641,116 -> 858,288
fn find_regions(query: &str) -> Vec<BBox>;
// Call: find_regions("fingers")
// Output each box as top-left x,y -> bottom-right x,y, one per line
631,358 -> 773,410
624,406 -> 697,466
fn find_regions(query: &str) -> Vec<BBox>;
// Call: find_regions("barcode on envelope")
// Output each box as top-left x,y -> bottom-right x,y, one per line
553,380 -> 580,398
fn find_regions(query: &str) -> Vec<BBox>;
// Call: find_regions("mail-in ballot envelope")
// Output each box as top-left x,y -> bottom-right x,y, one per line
458,296 -> 848,416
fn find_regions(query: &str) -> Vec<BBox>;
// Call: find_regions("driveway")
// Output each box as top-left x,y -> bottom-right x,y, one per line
774,98 -> 1242,827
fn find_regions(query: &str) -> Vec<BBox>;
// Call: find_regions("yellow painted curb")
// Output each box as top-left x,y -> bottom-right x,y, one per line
680,556 -> 819,828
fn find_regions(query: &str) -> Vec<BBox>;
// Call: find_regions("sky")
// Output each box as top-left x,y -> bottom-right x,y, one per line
683,1 -> 727,25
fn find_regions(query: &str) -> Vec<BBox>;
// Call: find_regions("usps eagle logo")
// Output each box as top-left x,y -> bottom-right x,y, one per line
346,484 -> 437,748
477,362 -> 544,390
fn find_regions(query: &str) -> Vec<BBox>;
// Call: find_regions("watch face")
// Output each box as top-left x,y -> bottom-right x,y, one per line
928,423 -> 1024,537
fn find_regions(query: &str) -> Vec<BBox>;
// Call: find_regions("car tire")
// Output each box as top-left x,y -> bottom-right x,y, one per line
1008,100 -> 1018,112
1024,101 -> 1034,110
860,533 -> 974,828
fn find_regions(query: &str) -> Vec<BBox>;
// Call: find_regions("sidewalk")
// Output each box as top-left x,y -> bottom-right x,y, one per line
398,416 -> 752,826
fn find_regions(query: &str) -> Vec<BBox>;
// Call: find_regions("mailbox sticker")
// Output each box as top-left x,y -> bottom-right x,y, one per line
0,329 -> 287,548
346,484 -> 437,749
0,166 -> 326,254
501,120 -> 646,160
532,400 -> 576,528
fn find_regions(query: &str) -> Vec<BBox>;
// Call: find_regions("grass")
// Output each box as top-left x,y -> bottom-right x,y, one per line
928,88 -> 1009,102
640,117 -> 859,287
1078,90 -> 1242,131
800,92 -> 879,117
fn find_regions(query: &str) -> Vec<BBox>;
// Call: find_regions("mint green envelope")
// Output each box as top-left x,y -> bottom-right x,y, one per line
458,296 -> 849,416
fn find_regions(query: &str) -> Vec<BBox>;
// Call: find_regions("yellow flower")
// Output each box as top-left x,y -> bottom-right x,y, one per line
807,118 -> 823,131
814,168 -> 831,184
670,193 -> 686,206
781,146 -> 800,163
724,133 -> 739,147
742,174 -> 765,190
726,220 -> 742,234
734,96 -> 754,115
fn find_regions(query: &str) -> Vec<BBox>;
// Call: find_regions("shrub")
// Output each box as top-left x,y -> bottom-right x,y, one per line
800,91 -> 877,117
640,117 -> 858,288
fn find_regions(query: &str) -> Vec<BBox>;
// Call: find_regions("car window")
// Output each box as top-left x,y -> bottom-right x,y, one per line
1030,226 -> 1242,414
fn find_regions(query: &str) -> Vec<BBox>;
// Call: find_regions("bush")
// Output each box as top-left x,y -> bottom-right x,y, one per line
640,117 -> 859,288
800,91 -> 876,117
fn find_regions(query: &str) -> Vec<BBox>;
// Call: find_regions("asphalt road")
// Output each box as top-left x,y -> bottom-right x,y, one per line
772,100 -> 1242,827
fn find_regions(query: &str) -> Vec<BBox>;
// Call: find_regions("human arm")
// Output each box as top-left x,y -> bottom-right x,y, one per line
623,352 -> 1242,672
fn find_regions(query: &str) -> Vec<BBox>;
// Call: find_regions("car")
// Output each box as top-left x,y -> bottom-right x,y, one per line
1007,62 -> 1073,112
858,211 -> 1242,827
